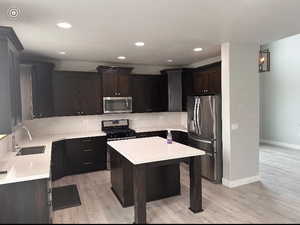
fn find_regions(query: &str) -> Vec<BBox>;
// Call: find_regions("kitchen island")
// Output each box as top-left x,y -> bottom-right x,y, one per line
108,137 -> 205,224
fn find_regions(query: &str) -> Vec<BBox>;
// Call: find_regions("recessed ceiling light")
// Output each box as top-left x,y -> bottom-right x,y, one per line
117,56 -> 126,60
167,59 -> 173,63
59,51 -> 66,55
56,22 -> 72,29
193,47 -> 203,52
135,42 -> 145,47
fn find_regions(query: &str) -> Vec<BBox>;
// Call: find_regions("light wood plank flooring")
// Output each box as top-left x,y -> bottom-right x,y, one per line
53,145 -> 300,224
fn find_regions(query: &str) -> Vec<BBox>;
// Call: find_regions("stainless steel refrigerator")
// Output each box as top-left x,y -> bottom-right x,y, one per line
187,95 -> 223,183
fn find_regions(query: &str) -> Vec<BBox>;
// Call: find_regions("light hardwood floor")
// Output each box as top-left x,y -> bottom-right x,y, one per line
53,145 -> 300,224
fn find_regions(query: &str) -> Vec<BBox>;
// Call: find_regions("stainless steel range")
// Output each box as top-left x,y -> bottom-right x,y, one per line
102,119 -> 136,141
102,119 -> 136,170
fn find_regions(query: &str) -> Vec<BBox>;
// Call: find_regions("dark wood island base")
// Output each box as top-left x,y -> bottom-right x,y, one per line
108,137 -> 205,224
110,147 -> 181,208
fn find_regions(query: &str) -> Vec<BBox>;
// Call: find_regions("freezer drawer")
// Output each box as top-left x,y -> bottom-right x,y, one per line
188,135 -> 214,153
200,153 -> 216,182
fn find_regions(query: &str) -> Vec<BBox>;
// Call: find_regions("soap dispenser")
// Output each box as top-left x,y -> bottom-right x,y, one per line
167,130 -> 173,144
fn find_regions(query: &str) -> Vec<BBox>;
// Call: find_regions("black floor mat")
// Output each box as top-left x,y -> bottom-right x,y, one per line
52,185 -> 81,211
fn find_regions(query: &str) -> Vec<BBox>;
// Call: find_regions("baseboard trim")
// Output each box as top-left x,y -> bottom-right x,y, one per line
260,139 -> 300,150
222,176 -> 260,188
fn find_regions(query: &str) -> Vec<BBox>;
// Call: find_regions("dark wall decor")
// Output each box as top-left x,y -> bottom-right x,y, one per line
259,49 -> 270,72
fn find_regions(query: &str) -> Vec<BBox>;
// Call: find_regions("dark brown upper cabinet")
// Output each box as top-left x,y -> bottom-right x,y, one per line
132,75 -> 167,113
0,26 -> 23,134
52,71 -> 102,116
161,69 -> 183,112
30,62 -> 55,118
192,62 -> 221,95
182,68 -> 194,112
97,66 -> 133,97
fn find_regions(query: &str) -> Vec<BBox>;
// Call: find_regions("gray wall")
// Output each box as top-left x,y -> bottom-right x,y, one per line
260,34 -> 300,147
222,43 -> 260,186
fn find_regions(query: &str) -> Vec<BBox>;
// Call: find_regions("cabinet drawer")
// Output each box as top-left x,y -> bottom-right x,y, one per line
72,161 -> 107,174
80,148 -> 107,162
79,137 -> 98,149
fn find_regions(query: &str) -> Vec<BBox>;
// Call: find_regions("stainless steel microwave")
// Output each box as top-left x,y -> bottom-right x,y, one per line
103,97 -> 133,114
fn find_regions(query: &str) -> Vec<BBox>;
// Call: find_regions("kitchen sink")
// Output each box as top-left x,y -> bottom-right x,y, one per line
16,146 -> 46,156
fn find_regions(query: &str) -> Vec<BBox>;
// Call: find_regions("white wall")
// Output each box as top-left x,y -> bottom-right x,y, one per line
260,34 -> 300,149
221,43 -> 260,187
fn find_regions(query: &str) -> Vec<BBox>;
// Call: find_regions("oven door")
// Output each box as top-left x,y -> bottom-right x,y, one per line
103,97 -> 133,114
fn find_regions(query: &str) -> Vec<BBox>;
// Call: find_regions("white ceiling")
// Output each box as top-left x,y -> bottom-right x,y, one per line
1,0 -> 300,66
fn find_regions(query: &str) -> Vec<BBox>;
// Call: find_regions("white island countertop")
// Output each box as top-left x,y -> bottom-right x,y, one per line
108,137 -> 205,165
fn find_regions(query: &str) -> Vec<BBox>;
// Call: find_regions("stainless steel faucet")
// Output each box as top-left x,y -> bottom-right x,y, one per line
21,125 -> 33,141
12,125 -> 33,153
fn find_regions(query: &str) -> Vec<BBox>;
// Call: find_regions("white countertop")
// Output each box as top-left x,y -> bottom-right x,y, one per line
108,137 -> 205,165
0,131 -> 105,186
0,134 -> 7,140
0,126 -> 188,186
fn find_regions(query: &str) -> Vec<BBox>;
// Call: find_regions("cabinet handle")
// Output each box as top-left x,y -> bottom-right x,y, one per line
84,162 -> 93,165
83,149 -> 94,152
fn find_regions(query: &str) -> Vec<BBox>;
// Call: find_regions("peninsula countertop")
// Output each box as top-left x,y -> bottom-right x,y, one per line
0,131 -> 105,186
108,136 -> 205,165
0,126 -> 188,186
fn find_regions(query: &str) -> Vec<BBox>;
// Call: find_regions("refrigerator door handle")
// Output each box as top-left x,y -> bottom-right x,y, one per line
193,97 -> 198,133
189,135 -> 213,144
196,97 -> 202,135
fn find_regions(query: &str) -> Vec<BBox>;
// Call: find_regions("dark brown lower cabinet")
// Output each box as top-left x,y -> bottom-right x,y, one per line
0,179 -> 52,224
51,136 -> 107,181
65,136 -> 107,175
110,147 -> 181,207
171,131 -> 188,145
136,130 -> 167,139
51,141 -> 66,181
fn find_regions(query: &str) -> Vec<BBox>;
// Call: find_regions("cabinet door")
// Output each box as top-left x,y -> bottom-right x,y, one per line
208,65 -> 221,94
117,74 -> 131,97
102,70 -> 118,97
132,76 -> 148,113
149,77 -> 165,112
193,69 -> 210,95
51,141 -> 66,181
0,179 -> 50,224
182,69 -> 193,111
78,74 -> 102,115
8,50 -> 19,127
52,73 -> 81,116
132,75 -> 166,113
31,63 -> 54,118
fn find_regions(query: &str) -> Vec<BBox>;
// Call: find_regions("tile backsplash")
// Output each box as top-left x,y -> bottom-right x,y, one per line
23,112 -> 188,137
0,112 -> 188,156
0,135 -> 12,158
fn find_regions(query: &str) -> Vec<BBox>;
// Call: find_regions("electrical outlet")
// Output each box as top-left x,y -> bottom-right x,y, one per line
231,123 -> 239,130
